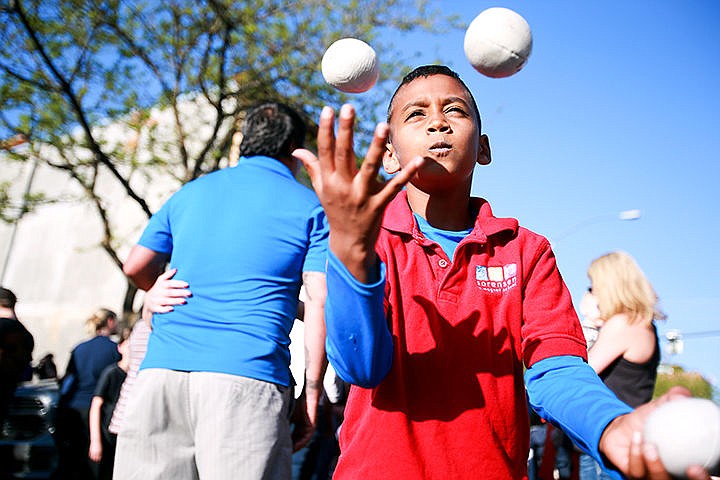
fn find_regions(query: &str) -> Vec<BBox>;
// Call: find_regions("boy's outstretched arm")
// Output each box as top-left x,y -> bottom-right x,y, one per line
293,104 -> 423,387
599,388 -> 712,480
527,357 -> 712,480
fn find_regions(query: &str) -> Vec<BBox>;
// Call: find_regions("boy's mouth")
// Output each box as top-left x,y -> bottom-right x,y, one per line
428,141 -> 452,153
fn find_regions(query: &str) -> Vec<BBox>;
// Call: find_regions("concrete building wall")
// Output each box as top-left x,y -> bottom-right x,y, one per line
0,159 -> 169,373
0,95 -> 233,374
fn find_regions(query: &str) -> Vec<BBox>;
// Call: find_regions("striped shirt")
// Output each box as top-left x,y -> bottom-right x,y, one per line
108,321 -> 151,435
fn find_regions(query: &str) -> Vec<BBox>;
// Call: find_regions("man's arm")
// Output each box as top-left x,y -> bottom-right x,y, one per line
289,271 -> 327,452
301,271 -> 327,426
123,244 -> 169,291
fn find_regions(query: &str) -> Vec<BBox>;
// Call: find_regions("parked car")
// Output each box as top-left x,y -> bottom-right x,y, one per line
0,379 -> 60,479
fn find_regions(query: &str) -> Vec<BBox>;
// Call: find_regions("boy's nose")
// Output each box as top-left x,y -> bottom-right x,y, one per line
427,116 -> 450,133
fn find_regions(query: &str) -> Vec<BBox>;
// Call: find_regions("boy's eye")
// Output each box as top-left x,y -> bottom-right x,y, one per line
446,106 -> 466,115
405,110 -> 423,120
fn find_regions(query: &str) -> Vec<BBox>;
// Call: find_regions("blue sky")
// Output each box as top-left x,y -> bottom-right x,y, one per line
367,1 -> 720,387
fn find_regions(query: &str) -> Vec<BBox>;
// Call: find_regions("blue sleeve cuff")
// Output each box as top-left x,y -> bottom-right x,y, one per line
525,356 -> 633,479
325,250 -> 393,388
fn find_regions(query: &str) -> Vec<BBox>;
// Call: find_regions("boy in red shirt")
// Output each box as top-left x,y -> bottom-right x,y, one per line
294,65 -> 709,480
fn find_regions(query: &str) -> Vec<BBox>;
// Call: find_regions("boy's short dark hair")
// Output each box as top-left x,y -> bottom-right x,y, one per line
238,102 -> 307,160
0,287 -> 17,309
387,65 -> 482,128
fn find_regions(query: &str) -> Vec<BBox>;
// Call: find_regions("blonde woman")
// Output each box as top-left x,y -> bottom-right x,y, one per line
579,251 -> 665,480
57,308 -> 120,479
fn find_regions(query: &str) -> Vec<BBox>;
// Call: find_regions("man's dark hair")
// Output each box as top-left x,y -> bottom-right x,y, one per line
237,102 -> 307,159
0,287 -> 16,309
387,65 -> 482,128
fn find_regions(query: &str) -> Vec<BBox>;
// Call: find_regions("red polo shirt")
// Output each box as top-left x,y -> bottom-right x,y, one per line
333,191 -> 587,479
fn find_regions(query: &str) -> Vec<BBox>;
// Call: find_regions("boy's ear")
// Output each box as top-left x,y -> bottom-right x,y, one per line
477,133 -> 491,166
383,142 -> 401,174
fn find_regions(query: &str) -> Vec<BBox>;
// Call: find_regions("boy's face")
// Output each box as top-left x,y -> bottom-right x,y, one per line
384,75 -> 490,190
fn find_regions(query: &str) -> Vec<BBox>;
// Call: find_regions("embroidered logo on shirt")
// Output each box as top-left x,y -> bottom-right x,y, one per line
476,264 -> 517,293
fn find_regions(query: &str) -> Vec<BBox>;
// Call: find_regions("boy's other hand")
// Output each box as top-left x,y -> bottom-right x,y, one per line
599,386 -> 712,479
294,104 -> 423,282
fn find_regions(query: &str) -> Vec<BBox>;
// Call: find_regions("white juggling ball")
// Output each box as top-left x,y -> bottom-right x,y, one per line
643,397 -> 720,477
464,7 -> 533,78
321,38 -> 379,93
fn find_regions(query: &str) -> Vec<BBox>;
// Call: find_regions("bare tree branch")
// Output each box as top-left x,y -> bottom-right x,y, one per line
11,0 -> 152,217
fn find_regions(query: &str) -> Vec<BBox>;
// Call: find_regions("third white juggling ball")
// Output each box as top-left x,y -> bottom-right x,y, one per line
321,38 -> 379,93
464,7 -> 533,78
643,397 -> 720,477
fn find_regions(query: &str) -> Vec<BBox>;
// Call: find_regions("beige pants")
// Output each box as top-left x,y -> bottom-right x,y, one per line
113,368 -> 292,480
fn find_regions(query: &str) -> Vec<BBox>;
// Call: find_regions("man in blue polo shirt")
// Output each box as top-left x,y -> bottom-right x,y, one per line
115,102 -> 328,480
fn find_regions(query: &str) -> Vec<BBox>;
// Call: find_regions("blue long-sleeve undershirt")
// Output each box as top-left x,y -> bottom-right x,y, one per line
325,251 -> 392,388
526,356 -> 633,479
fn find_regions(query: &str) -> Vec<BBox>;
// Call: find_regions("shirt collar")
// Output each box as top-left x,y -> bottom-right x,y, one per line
237,155 -> 295,179
382,190 -> 519,243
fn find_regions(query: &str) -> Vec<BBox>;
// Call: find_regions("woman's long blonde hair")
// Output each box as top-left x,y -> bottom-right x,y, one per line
587,251 -> 666,324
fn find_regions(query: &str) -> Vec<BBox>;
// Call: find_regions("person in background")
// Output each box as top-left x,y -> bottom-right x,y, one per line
579,290 -> 603,350
35,353 -> 58,380
56,308 -> 119,480
116,102 -> 328,480
88,333 -> 130,479
579,251 -> 665,480
0,286 -> 34,429
106,317 -> 150,439
528,409 -> 578,480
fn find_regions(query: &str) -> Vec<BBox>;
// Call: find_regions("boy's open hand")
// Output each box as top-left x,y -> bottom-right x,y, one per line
293,104 -> 424,282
